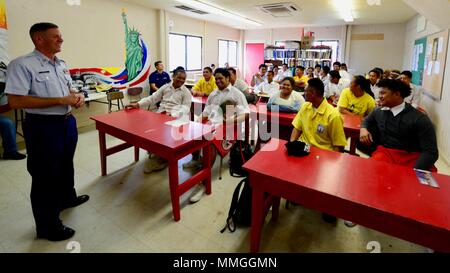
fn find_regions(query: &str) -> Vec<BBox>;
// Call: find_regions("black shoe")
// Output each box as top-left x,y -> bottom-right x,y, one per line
321,213 -> 337,224
2,152 -> 26,160
61,195 -> 90,211
37,225 -> 75,241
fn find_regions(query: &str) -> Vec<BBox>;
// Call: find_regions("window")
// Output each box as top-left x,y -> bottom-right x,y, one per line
169,33 -> 202,71
312,40 -> 339,63
218,39 -> 238,67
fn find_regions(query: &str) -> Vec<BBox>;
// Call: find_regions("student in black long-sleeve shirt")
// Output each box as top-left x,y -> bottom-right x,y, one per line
360,79 -> 438,171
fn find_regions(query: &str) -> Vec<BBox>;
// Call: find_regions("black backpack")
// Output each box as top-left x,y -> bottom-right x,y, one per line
228,140 -> 253,177
220,177 -> 252,233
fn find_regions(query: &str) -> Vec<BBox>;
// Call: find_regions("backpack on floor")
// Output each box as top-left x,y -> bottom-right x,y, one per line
228,140 -> 254,177
220,177 -> 252,233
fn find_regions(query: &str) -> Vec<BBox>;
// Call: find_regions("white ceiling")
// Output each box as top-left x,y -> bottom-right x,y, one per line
122,0 -> 418,29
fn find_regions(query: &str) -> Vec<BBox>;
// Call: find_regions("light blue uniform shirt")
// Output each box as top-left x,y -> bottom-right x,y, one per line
5,49 -> 72,115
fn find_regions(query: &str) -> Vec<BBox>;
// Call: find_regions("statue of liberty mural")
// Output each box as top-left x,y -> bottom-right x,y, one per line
122,10 -> 143,81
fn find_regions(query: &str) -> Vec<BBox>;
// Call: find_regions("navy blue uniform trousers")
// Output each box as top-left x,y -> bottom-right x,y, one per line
23,113 -> 78,234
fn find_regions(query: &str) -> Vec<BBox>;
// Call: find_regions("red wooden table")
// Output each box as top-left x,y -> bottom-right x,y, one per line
91,109 -> 213,221
342,113 -> 362,155
243,139 -> 450,252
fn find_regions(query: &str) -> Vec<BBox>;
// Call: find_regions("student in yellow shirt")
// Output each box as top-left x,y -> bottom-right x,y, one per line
337,75 -> 376,117
191,67 -> 217,97
291,78 -> 347,152
293,66 -> 309,91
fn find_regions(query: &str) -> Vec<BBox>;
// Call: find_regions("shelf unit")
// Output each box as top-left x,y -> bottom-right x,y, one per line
264,47 -> 332,70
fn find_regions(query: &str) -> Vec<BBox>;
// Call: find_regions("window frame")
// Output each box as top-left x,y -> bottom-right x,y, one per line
169,32 -> 203,72
218,39 -> 238,68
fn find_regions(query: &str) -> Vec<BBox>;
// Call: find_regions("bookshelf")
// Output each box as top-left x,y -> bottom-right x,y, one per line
264,47 -> 332,69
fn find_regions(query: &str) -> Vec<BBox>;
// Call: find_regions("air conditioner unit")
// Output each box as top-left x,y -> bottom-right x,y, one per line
257,3 -> 301,18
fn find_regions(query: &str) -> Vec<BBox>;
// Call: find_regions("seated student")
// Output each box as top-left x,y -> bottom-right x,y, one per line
320,65 -> 331,86
228,67 -> 250,93
267,77 -> 305,113
191,66 -> 217,97
390,69 -> 401,79
338,76 -> 376,117
149,61 -> 171,95
254,70 -> 279,97
313,64 -> 322,78
251,64 -> 268,87
291,78 -> 347,224
368,69 -> 382,100
333,61 -> 341,71
280,63 -> 292,78
360,79 -> 438,171
399,70 -> 422,108
324,70 -> 348,104
272,65 -> 283,83
339,63 -> 353,81
126,67 -> 192,174
293,66 -> 309,91
185,68 -> 250,203
306,67 -> 314,79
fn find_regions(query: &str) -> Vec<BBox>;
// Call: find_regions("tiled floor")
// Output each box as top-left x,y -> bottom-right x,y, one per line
1,128 -> 449,253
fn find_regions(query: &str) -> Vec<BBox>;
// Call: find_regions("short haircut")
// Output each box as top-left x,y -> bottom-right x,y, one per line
282,63 -> 288,67
315,64 -> 322,69
281,77 -> 295,88
333,61 -> 341,67
154,61 -> 162,67
296,66 -> 305,71
259,64 -> 267,70
214,68 -> 230,78
401,70 -> 413,79
329,70 -> 341,79
29,22 -> 58,39
374,67 -> 384,75
369,69 -> 381,78
203,66 -> 212,73
227,67 -> 237,75
377,79 -> 412,98
267,70 -> 274,75
322,66 -> 330,74
173,66 -> 186,76
307,78 -> 325,96
340,63 -> 347,67
272,65 -> 278,70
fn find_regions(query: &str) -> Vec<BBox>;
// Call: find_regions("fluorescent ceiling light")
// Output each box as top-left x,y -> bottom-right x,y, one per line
332,0 -> 354,22
175,0 -> 263,27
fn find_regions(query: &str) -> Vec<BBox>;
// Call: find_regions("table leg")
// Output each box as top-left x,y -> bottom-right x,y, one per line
168,159 -> 180,221
203,145 -> 212,195
134,146 -> 139,162
272,196 -> 280,222
250,186 -> 265,253
98,131 -> 107,176
349,137 -> 357,155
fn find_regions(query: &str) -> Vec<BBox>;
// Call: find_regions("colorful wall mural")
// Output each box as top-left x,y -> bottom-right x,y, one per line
69,10 -> 151,90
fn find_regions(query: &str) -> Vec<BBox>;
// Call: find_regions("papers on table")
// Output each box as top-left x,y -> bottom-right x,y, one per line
414,169 -> 439,188
164,118 -> 190,127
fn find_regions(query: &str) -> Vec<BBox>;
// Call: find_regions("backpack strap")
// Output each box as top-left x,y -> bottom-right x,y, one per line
220,178 -> 247,233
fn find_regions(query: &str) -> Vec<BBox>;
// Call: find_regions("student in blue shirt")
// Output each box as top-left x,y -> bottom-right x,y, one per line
149,61 -> 171,94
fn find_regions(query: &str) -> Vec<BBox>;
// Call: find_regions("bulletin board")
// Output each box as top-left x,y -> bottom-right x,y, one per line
411,37 -> 426,86
422,29 -> 449,100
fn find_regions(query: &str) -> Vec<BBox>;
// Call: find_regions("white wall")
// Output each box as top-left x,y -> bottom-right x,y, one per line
348,23 -> 406,75
403,15 -> 450,163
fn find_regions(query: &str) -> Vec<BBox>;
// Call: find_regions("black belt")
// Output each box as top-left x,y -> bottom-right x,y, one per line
25,112 -> 73,121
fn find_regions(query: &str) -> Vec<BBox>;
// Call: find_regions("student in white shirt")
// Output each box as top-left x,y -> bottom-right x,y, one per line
339,63 -> 353,81
251,64 -> 268,87
267,77 -> 305,113
184,68 -> 250,203
320,65 -> 331,86
368,68 -> 382,101
280,63 -> 292,78
272,65 -> 283,83
313,64 -> 322,78
254,70 -> 280,97
324,70 -> 349,103
126,67 -> 192,174
399,70 -> 422,108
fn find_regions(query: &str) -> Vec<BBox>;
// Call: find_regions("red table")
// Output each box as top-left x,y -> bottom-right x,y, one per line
91,109 -> 213,221
243,139 -> 450,252
342,113 -> 362,155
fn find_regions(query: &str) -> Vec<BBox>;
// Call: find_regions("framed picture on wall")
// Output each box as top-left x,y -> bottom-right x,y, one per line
432,37 -> 439,61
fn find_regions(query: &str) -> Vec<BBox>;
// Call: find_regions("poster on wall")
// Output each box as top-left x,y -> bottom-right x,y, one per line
411,37 -> 427,86
69,10 -> 151,91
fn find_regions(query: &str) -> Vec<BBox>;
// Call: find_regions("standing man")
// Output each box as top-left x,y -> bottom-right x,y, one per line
5,22 -> 89,241
149,61 -> 171,94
